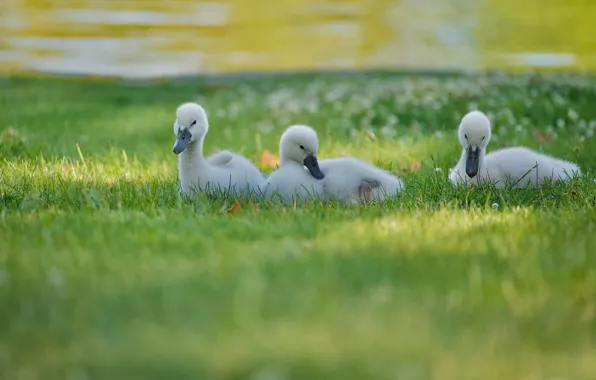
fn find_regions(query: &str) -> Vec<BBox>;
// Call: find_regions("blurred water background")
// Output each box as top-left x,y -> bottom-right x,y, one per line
0,0 -> 595,78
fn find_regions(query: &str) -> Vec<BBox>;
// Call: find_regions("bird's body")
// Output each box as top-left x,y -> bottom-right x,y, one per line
320,157 -> 404,205
261,162 -> 325,204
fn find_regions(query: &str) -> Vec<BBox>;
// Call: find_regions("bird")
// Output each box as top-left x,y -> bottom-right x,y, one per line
449,110 -> 580,188
172,102 -> 265,197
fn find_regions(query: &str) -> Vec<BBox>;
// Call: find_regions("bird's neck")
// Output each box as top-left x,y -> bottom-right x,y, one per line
183,134 -> 207,161
279,149 -> 294,167
178,135 -> 208,188
280,156 -> 302,168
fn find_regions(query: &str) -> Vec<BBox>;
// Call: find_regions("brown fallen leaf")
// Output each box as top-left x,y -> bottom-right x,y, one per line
409,161 -> 421,172
226,200 -> 241,214
261,149 -> 280,169
200,83 -> 231,93
532,129 -> 552,142
1,128 -> 16,136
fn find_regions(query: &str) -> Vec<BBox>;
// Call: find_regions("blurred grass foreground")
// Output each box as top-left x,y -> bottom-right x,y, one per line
2,1 -> 596,380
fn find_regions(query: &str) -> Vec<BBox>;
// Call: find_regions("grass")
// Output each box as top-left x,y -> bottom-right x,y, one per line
1,72 -> 596,380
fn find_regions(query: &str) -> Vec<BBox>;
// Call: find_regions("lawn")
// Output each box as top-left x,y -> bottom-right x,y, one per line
1,72 -> 596,380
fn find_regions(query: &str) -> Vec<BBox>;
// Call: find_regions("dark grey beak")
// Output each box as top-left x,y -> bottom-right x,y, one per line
465,146 -> 479,178
173,129 -> 192,154
303,154 -> 324,180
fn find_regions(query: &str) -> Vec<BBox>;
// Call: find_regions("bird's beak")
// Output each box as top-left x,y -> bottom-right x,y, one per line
465,146 -> 480,178
173,128 -> 192,154
303,153 -> 324,180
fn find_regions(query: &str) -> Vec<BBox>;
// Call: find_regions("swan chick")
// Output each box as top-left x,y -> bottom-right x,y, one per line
449,110 -> 580,188
172,102 -> 265,196
260,125 -> 325,205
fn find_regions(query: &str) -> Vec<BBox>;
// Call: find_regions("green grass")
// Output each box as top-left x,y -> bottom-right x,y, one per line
1,72 -> 596,380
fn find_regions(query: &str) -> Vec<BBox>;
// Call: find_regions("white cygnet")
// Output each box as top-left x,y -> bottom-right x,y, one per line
172,102 -> 265,196
449,110 -> 580,188
261,124 -> 405,205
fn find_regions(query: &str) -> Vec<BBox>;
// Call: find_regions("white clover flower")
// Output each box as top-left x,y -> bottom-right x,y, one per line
380,126 -> 397,139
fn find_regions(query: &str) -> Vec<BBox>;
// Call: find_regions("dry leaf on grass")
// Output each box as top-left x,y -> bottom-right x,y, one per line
226,200 -> 241,214
409,161 -> 421,172
532,129 -> 552,142
200,83 -> 231,92
1,128 -> 17,137
261,149 -> 280,169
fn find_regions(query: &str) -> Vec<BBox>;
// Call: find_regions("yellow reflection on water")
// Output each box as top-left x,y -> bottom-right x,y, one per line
1,0 -> 595,77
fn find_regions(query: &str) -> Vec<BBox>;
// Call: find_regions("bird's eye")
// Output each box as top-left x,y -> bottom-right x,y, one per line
190,120 -> 197,126
299,145 -> 305,150
481,136 -> 486,141
464,134 -> 468,140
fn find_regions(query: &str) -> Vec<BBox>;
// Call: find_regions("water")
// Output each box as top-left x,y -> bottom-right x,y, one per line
0,0 -> 593,78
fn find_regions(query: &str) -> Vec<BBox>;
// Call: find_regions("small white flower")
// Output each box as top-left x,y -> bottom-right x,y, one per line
492,203 -> 499,209
579,120 -> 587,129
48,267 -> 64,287
434,167 -> 442,172
380,126 -> 397,139
251,366 -> 287,380
256,121 -> 274,135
